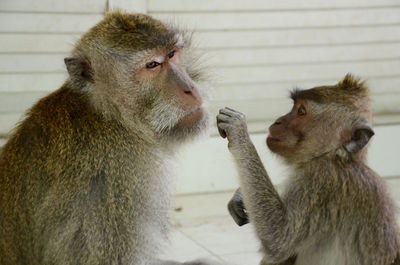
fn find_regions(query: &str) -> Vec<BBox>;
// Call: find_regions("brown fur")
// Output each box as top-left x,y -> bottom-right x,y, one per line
217,75 -> 400,265
291,74 -> 368,108
85,10 -> 176,52
290,74 -> 371,125
0,11 -> 210,265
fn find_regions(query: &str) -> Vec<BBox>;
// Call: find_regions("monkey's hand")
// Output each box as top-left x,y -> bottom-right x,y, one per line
216,107 -> 250,148
228,188 -> 249,226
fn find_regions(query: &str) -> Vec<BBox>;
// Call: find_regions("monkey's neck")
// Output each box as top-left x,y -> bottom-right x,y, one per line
295,155 -> 371,184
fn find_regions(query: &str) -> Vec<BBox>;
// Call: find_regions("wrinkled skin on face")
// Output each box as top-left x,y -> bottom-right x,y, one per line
135,47 -> 206,135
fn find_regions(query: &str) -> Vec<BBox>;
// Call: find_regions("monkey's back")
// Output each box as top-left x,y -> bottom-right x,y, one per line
284,159 -> 400,265
0,83 -> 170,265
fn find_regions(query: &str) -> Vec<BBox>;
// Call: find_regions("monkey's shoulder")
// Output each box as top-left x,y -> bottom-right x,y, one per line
1,82 -> 140,168
29,83 -> 96,129
282,163 -> 394,211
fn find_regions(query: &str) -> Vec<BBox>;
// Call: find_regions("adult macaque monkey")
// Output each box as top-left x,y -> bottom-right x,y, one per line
0,11 -> 213,265
217,75 -> 400,265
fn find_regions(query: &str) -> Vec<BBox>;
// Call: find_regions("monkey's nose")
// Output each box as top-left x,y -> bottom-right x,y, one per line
183,86 -> 193,94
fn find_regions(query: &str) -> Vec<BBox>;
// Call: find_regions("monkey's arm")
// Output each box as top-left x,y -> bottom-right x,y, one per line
217,108 -> 297,263
231,141 -> 294,261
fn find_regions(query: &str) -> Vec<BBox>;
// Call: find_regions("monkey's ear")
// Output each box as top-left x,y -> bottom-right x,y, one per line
344,124 -> 374,153
64,56 -> 94,89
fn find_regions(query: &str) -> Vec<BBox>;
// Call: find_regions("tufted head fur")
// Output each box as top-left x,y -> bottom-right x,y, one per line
290,74 -> 371,124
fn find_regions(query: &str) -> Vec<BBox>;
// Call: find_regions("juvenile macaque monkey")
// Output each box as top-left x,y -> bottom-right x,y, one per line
217,75 -> 400,265
0,11 -> 213,265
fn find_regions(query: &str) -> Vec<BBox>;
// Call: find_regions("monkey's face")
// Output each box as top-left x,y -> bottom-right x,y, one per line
133,42 -> 208,139
267,78 -> 374,164
267,98 -> 351,163
267,99 -> 311,160
65,12 -> 209,141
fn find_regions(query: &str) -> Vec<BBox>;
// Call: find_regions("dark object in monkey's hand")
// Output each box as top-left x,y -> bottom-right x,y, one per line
228,188 -> 249,226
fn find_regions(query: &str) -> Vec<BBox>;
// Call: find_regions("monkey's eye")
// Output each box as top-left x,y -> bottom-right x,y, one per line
167,50 -> 175,59
298,105 -> 306,116
146,61 -> 160,69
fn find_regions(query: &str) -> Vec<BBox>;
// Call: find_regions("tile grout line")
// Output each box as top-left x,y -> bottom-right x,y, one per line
175,228 -> 227,263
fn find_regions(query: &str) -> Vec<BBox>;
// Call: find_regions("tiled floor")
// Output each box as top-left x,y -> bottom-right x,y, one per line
162,192 -> 400,265
161,191 -> 263,265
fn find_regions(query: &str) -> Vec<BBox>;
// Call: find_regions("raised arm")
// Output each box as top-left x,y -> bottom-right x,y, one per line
217,108 -> 296,263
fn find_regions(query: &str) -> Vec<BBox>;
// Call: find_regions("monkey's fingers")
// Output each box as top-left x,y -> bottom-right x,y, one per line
217,121 -> 231,139
225,107 -> 244,115
216,114 -> 232,138
218,127 -> 227,138
216,121 -> 227,138
216,113 -> 231,123
219,108 -> 234,117
221,107 -> 245,119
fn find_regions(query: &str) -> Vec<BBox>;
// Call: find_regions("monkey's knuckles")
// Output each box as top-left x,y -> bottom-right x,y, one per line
217,110 -> 250,145
227,120 -> 249,141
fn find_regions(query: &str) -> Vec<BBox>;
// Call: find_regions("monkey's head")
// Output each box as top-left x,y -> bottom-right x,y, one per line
267,74 -> 374,164
64,10 -> 209,142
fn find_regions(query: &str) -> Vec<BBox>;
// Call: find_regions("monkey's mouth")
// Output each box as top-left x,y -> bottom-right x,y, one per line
183,105 -> 203,119
266,135 -> 281,152
177,105 -> 204,126
267,135 -> 280,142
